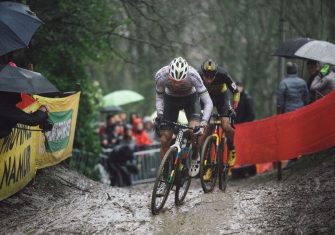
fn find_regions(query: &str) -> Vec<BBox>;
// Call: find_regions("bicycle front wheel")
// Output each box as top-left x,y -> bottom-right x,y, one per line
151,147 -> 177,215
200,135 -> 218,193
175,146 -> 192,206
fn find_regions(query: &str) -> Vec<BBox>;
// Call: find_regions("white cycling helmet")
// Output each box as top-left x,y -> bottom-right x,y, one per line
169,57 -> 189,81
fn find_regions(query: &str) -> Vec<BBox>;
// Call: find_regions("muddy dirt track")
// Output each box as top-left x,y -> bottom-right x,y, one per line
1,152 -> 335,234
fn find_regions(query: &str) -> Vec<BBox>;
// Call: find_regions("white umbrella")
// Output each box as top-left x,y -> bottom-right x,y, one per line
294,40 -> 335,65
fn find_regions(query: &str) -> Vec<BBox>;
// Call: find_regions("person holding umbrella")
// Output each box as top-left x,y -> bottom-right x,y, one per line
306,60 -> 321,103
0,62 -> 59,139
0,92 -> 51,138
310,63 -> 335,100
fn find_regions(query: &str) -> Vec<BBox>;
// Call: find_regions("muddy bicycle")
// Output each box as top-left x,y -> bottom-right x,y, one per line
151,120 -> 198,215
199,114 -> 233,193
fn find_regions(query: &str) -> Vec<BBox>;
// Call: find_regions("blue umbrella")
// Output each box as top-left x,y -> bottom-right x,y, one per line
0,1 -> 43,56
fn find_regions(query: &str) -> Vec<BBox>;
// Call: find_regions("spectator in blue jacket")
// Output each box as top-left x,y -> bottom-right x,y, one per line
276,62 -> 309,168
277,62 -> 309,114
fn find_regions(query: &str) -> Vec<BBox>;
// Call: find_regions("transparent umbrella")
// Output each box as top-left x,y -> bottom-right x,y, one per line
294,40 -> 335,65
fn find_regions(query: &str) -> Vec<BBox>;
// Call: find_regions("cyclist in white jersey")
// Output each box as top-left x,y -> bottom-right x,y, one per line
154,57 -> 213,177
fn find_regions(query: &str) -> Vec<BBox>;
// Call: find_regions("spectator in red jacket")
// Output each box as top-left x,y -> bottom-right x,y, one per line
131,117 -> 151,149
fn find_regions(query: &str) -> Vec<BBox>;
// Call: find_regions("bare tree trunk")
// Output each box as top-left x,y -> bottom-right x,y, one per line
327,0 -> 335,42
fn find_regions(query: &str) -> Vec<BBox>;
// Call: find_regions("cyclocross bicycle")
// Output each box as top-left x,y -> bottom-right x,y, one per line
151,120 -> 197,215
199,113 -> 233,193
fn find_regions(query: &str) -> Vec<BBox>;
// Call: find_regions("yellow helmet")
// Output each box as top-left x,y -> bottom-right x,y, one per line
202,59 -> 217,79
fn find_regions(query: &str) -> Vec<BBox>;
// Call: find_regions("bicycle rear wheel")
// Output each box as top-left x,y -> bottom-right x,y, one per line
175,146 -> 192,206
218,142 -> 229,191
200,136 -> 218,193
151,147 -> 177,215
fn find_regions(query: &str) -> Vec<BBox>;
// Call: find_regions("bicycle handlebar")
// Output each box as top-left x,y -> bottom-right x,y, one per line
209,113 -> 235,129
162,119 -> 195,131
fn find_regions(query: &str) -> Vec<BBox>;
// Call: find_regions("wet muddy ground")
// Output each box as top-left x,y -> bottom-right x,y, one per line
1,152 -> 335,234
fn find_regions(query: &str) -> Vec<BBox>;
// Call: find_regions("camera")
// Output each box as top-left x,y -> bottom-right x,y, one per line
39,120 -> 53,132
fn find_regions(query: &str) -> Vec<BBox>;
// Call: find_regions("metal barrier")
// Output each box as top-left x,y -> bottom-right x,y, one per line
69,144 -> 161,185
132,144 -> 161,184
67,149 -> 98,177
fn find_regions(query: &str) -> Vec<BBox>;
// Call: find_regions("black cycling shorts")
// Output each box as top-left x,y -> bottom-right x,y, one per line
161,93 -> 202,131
201,91 -> 231,117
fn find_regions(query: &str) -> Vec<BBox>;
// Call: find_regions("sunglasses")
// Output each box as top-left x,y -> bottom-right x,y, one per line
203,70 -> 216,79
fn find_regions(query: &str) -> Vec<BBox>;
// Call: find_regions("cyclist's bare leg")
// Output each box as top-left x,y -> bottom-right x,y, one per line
188,119 -> 201,159
221,117 -> 235,149
221,117 -> 236,166
159,130 -> 173,159
197,125 -> 209,151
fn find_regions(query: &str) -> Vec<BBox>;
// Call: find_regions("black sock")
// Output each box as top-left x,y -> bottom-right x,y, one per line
227,138 -> 235,151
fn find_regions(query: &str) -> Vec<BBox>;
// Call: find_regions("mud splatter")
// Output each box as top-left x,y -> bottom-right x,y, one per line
1,154 -> 335,234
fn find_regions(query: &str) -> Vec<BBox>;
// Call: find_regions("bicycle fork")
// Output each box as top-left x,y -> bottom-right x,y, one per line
168,130 -> 190,184
167,130 -> 184,184
204,122 -> 221,167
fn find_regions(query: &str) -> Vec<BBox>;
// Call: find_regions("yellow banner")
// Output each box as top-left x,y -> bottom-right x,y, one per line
0,125 -> 38,200
0,92 -> 80,200
34,92 -> 80,169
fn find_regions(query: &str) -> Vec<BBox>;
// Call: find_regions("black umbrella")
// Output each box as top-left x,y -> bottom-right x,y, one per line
272,37 -> 315,58
0,1 -> 43,56
0,65 -> 59,94
100,105 -> 123,114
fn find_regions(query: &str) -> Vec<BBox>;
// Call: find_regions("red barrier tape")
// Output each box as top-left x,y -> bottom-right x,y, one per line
235,90 -> 335,165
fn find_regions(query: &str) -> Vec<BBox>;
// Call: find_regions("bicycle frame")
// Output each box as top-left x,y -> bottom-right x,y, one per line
165,121 -> 192,183
200,113 -> 235,193
151,120 -> 194,214
209,115 -> 224,162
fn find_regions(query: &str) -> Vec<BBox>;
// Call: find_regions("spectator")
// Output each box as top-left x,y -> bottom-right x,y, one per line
235,81 -> 255,124
277,62 -> 309,114
310,63 -> 335,100
119,111 -> 128,125
306,60 -> 321,103
131,117 -> 151,149
101,114 -> 118,147
276,62 -> 309,168
129,112 -> 139,126
231,81 -> 257,178
143,116 -> 159,144
0,92 -> 50,138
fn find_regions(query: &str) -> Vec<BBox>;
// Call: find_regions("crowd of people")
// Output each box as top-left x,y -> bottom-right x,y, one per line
99,111 -> 159,152
276,60 -> 335,169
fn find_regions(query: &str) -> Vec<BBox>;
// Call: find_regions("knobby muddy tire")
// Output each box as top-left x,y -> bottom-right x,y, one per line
175,146 -> 192,206
151,147 -> 176,215
200,136 -> 218,193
